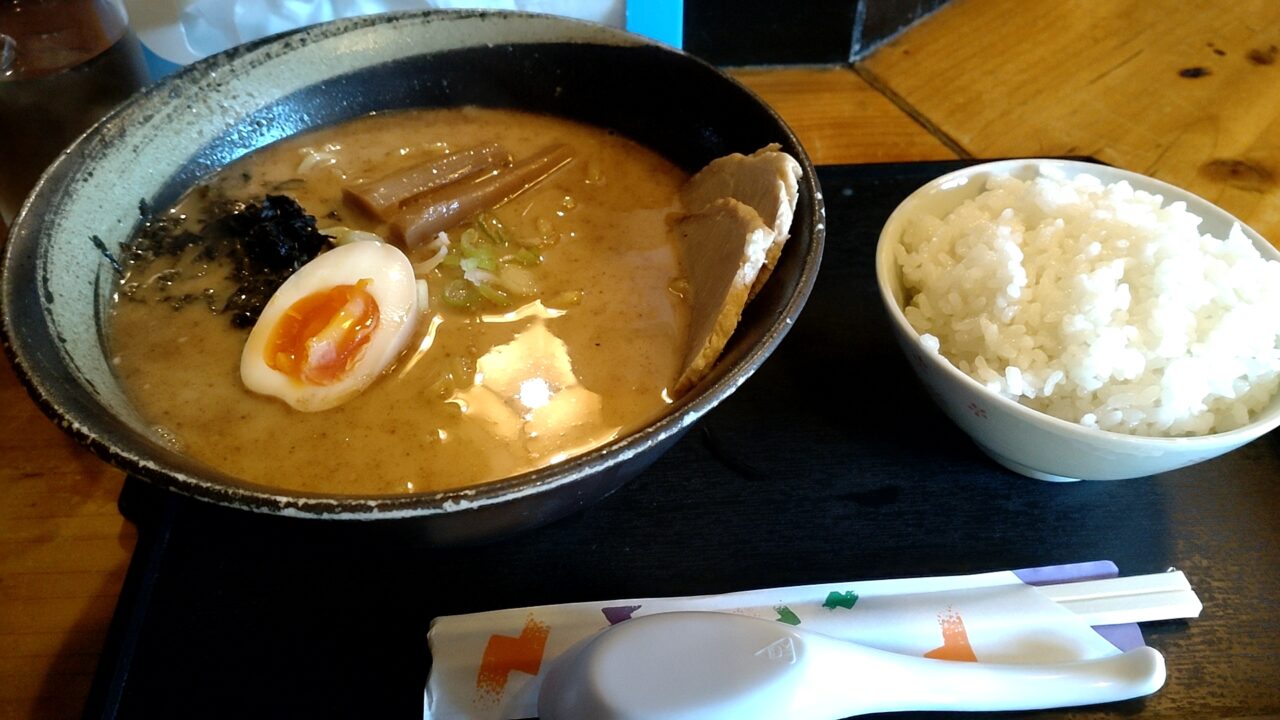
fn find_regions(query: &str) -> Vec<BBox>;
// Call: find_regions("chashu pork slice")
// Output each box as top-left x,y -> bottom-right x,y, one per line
680,144 -> 801,300
673,197 -> 777,396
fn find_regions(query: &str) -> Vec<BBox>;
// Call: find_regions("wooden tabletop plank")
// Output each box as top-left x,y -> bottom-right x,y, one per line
860,0 -> 1280,245
0,362 -> 133,720
731,67 -> 957,165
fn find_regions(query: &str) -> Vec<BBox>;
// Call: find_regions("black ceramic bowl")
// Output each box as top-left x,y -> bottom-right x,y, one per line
1,11 -> 823,543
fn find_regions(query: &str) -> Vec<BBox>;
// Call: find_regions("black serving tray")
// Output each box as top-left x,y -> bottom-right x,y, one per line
85,162 -> 1280,719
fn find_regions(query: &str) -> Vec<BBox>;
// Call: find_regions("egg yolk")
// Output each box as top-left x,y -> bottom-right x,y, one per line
266,280 -> 380,385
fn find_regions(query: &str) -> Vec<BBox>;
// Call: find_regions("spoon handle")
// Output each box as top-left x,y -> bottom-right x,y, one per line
797,627 -> 1165,718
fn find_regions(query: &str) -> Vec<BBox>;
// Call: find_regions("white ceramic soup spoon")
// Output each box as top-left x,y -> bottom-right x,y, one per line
537,611 -> 1165,719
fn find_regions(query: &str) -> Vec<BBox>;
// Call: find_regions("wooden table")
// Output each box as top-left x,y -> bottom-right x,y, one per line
3,1 -> 1279,716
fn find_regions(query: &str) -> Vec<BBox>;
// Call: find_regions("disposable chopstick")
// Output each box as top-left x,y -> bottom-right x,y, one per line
1035,571 -> 1192,603
1033,571 -> 1203,626
1055,590 -> 1203,626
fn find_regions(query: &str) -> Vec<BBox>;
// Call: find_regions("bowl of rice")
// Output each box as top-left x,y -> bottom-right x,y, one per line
876,158 -> 1280,481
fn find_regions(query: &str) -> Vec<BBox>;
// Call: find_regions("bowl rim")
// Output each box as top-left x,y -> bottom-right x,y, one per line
874,157 -> 1280,449
0,9 -> 826,519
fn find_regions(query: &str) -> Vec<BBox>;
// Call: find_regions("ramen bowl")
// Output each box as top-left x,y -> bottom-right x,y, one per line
0,11 -> 824,542
875,159 -> 1280,481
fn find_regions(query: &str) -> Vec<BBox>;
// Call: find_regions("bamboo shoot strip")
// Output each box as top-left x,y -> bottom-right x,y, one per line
392,145 -> 575,247
343,142 -> 513,219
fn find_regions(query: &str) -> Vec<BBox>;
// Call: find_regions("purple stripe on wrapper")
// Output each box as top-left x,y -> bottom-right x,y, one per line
1013,560 -> 1119,586
1092,623 -> 1147,652
1014,560 -> 1143,652
601,605 -> 641,625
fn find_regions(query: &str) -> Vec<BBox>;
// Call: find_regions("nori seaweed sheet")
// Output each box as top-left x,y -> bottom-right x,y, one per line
121,194 -> 331,327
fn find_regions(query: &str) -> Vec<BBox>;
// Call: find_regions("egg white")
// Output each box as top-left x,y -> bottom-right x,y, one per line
240,240 -> 420,412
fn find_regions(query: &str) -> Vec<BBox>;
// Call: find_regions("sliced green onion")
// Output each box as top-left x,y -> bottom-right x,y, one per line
475,283 -> 512,306
443,279 -> 479,308
437,214 -> 558,311
507,247 -> 541,266
460,256 -> 498,274
460,228 -> 489,257
476,213 -> 509,244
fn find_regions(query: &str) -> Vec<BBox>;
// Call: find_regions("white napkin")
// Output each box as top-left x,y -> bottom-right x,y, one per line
124,0 -> 628,67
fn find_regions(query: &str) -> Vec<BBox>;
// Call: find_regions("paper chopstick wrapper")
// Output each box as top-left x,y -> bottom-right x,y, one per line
423,562 -> 1199,720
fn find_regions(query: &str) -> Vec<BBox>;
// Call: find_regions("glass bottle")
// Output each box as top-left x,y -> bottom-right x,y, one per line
0,0 -> 148,228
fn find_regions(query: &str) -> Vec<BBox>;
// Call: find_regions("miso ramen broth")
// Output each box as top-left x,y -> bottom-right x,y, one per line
109,108 -> 691,494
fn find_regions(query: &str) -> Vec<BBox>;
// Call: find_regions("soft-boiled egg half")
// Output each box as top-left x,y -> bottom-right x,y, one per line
241,240 -> 420,411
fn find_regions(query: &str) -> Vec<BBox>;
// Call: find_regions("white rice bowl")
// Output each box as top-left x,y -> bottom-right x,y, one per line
896,171 -> 1280,437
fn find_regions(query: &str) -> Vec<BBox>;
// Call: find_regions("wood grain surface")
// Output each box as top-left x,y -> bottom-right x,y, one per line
2,1 -> 1278,717
0,362 -> 133,719
860,0 -> 1280,245
732,67 -> 956,165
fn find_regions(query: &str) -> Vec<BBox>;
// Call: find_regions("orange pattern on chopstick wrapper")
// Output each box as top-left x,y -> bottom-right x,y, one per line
475,614 -> 551,702
924,607 -> 977,662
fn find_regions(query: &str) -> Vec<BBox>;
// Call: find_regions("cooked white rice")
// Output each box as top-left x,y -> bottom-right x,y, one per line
897,171 -> 1280,436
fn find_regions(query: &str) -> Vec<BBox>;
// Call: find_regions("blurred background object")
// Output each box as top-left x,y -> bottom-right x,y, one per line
123,0 -> 683,78
684,0 -> 950,65
0,0 -> 147,227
